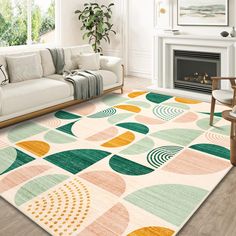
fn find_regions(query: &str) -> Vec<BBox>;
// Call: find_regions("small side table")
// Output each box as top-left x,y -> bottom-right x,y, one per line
222,110 -> 236,166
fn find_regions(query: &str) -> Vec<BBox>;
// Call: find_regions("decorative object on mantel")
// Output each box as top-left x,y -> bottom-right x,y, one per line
75,3 -> 116,53
177,0 -> 229,26
155,0 -> 173,29
230,26 -> 236,37
221,31 -> 229,37
163,29 -> 180,35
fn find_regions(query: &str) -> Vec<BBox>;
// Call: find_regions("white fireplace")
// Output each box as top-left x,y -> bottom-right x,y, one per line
149,33 -> 236,101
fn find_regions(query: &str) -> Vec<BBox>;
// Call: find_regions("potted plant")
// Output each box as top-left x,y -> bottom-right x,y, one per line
75,2 -> 116,53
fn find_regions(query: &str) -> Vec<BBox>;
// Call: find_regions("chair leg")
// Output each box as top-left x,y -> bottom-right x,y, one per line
121,87 -> 124,94
210,96 -> 216,126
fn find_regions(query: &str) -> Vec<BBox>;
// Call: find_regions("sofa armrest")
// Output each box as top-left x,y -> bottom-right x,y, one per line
100,56 -> 124,84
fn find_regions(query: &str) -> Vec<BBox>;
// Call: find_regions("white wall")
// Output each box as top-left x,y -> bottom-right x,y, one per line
127,0 -> 154,78
96,0 -> 125,58
56,0 -> 236,79
57,0 -> 89,47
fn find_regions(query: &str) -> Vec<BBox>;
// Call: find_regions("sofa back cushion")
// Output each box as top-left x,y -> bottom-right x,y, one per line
64,44 -> 94,71
78,53 -> 100,70
40,49 -> 56,76
6,54 -> 43,83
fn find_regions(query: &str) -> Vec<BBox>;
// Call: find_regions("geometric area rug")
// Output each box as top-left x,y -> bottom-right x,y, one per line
0,90 -> 232,236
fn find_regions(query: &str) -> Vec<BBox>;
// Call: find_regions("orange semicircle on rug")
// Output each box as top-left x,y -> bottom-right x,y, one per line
128,226 -> 175,236
128,91 -> 147,98
175,97 -> 201,104
114,105 -> 141,113
17,141 -> 50,157
101,131 -> 135,148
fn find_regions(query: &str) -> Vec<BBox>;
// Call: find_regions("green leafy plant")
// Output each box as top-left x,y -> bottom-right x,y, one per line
75,2 -> 116,53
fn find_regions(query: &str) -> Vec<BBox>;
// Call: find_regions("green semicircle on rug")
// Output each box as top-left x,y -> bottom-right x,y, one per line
146,93 -> 172,104
151,129 -> 203,146
15,174 -> 69,206
116,122 -> 149,134
108,113 -> 134,125
55,111 -> 81,120
0,147 -> 35,175
56,121 -> 77,137
44,130 -> 76,144
147,146 -> 183,168
125,184 -> 208,227
109,155 -> 154,176
190,143 -> 230,160
120,137 -> 155,155
8,122 -> 48,143
89,108 -> 117,118
45,149 -> 111,174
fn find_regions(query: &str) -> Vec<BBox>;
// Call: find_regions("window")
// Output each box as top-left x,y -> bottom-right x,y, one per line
0,0 -> 55,47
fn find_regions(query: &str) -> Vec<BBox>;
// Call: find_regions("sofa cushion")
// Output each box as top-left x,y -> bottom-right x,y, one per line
98,70 -> 118,87
46,74 -> 74,95
40,49 -> 56,76
6,54 -> 43,83
1,78 -> 73,115
64,45 -> 94,71
48,70 -> 118,89
0,55 -> 6,68
78,53 -> 100,70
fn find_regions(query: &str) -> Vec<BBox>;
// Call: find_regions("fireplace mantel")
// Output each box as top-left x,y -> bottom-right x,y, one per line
149,33 -> 236,101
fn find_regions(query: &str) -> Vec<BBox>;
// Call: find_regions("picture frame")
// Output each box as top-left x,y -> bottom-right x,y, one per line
155,0 -> 173,29
177,0 -> 229,26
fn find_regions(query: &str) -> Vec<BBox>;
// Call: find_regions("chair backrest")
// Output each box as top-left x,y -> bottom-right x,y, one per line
230,79 -> 236,87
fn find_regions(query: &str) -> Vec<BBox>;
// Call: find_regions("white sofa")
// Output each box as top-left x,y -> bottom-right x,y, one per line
0,45 -> 124,126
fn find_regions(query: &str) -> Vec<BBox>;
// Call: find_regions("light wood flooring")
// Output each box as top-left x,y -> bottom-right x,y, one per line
0,77 -> 235,236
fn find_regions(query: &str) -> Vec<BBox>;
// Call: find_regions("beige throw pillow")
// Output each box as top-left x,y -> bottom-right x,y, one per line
78,53 -> 100,71
0,65 -> 9,86
6,54 -> 43,83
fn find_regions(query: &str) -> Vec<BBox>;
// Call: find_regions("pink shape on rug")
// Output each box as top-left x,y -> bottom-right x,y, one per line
205,132 -> 230,148
78,203 -> 129,236
80,171 -> 126,196
0,165 -> 52,193
163,149 -> 231,175
174,112 -> 198,123
66,102 -> 96,116
0,141 -> 8,149
40,118 -> 62,128
135,115 -> 164,125
86,127 -> 119,142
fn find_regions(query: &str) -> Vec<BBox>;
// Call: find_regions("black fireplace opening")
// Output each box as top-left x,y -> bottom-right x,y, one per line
174,50 -> 221,94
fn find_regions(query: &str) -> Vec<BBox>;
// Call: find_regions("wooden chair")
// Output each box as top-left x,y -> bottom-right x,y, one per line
210,77 -> 236,126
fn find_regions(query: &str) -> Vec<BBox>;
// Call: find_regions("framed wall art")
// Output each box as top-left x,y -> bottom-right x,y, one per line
177,0 -> 229,26
155,0 -> 173,29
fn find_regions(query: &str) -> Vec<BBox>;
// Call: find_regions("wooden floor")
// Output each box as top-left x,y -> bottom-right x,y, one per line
0,77 -> 235,236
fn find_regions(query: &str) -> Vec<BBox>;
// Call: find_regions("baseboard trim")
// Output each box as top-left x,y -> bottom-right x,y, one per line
128,71 -> 152,79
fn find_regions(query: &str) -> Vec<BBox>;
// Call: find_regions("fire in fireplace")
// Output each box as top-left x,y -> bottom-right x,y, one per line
174,50 -> 221,93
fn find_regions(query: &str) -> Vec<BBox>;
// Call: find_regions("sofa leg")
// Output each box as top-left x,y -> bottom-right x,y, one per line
121,87 -> 124,94
210,96 -> 216,126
